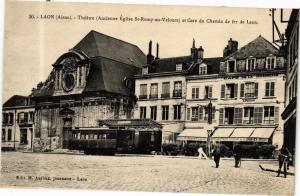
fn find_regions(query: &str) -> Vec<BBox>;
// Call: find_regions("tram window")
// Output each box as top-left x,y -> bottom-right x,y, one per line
85,134 -> 89,140
77,133 -> 80,139
93,134 -> 98,139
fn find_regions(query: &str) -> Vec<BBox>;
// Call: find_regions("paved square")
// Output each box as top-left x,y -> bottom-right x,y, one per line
0,152 -> 295,195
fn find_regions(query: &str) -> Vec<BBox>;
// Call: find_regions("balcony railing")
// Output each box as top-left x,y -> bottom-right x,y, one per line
161,93 -> 170,98
149,94 -> 158,99
173,90 -> 182,98
139,94 -> 148,99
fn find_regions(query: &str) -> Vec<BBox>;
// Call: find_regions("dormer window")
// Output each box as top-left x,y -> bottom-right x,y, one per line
176,63 -> 182,71
266,56 -> 276,70
142,67 -> 148,75
246,58 -> 256,71
199,64 -> 207,75
227,60 -> 236,72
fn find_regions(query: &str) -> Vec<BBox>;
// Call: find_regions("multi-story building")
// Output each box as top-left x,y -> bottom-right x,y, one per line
31,30 -> 147,151
281,9 -> 299,154
2,95 -> 35,151
134,40 -> 205,143
179,36 -> 286,149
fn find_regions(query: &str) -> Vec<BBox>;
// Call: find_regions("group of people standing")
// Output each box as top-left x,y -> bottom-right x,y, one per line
211,144 -> 242,168
209,144 -> 292,178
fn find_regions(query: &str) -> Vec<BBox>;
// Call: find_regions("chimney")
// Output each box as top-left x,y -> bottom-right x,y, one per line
223,38 -> 238,57
155,42 -> 159,59
147,40 -> 154,64
191,38 -> 197,59
197,46 -> 204,60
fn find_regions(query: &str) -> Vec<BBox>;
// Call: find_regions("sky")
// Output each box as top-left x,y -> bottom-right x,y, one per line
2,0 -> 291,102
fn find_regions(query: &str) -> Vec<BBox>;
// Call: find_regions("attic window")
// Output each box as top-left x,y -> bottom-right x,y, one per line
176,63 -> 182,71
227,60 -> 236,72
246,58 -> 256,71
142,67 -> 148,75
199,64 -> 207,75
266,56 -> 276,70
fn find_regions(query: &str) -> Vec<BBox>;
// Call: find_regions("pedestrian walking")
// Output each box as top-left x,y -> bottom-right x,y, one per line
277,145 -> 291,178
233,144 -> 242,168
212,145 -> 221,168
198,147 -> 208,160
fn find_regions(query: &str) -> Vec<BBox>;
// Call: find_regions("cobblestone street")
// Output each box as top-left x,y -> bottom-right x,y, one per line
0,152 -> 295,195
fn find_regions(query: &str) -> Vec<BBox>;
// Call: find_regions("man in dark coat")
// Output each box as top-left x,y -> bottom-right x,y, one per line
212,145 -> 221,168
277,145 -> 291,178
233,144 -> 242,168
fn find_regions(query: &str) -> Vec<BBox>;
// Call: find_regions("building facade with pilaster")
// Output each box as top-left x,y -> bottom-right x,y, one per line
179,36 -> 286,149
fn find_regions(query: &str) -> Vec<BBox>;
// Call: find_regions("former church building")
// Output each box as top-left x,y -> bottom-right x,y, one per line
32,30 -> 146,151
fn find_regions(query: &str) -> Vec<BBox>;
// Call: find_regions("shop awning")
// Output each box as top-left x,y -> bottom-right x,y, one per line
211,127 -> 276,142
249,127 -> 275,142
177,129 -> 208,141
162,123 -> 184,133
230,128 -> 255,138
211,127 -> 235,138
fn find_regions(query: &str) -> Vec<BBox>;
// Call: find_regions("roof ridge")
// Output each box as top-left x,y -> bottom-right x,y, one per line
90,30 -> 142,51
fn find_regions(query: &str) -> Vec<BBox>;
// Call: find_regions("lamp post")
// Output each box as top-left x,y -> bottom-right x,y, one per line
206,99 -> 213,157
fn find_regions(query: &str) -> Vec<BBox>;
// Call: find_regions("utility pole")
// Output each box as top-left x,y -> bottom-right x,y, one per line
206,99 -> 213,157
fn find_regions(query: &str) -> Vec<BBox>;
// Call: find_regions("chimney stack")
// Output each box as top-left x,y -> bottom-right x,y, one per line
223,38 -> 238,57
155,42 -> 159,59
147,40 -> 154,64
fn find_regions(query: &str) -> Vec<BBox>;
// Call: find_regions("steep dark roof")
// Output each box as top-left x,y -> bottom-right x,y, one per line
225,36 -> 282,60
73,30 -> 146,68
32,31 -> 146,98
189,57 -> 222,75
3,95 -> 34,108
149,55 -> 192,73
84,57 -> 141,96
203,57 -> 222,74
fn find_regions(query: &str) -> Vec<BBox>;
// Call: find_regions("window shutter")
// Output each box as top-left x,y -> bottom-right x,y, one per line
271,82 -> 275,96
221,84 -> 225,98
254,83 -> 259,97
274,107 -> 279,124
212,107 -> 216,119
220,62 -> 226,73
208,86 -> 212,98
199,106 -> 203,120
187,108 -> 190,121
234,108 -> 242,124
240,83 -> 244,97
254,107 -> 263,124
234,84 -> 238,98
265,82 -> 269,96
219,108 -> 224,125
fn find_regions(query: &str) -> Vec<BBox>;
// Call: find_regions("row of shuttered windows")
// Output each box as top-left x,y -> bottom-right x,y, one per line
190,82 -> 275,100
186,106 -> 279,125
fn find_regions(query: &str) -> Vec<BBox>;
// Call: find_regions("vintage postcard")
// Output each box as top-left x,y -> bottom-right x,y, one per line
1,0 -> 298,195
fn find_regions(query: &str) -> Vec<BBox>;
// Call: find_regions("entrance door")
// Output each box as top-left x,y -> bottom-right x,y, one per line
62,118 -> 72,148
20,129 -> 28,145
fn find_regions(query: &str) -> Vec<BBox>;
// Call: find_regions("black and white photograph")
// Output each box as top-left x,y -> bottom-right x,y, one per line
0,0 -> 299,195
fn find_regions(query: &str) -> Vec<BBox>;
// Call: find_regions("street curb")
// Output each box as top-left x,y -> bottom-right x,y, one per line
259,164 -> 295,176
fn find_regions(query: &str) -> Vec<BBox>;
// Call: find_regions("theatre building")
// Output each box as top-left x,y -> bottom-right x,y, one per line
281,9 -> 299,154
2,95 -> 35,151
31,30 -> 162,152
181,36 -> 286,149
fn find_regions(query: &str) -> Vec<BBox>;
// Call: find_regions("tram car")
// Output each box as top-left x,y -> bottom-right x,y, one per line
68,126 -> 162,155
69,128 -> 119,155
